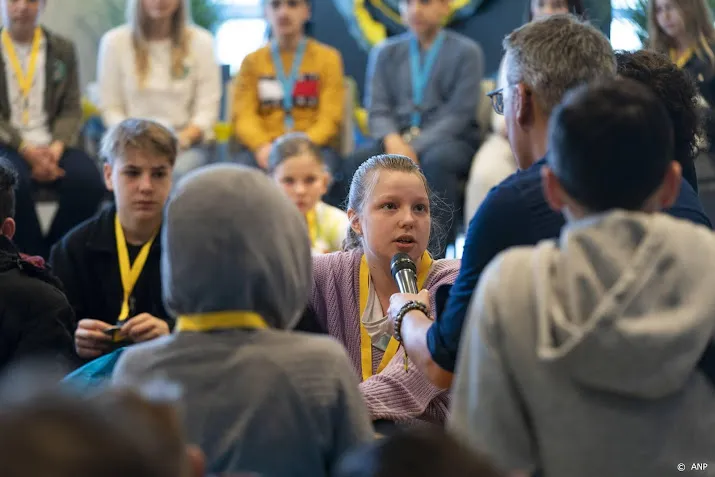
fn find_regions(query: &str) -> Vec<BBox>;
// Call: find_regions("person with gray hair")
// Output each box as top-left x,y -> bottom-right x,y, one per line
112,164 -> 374,476
450,75 -> 715,477
385,14 -> 711,390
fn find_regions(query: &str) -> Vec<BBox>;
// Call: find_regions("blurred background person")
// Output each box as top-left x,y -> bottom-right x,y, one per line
0,0 -> 105,258
97,0 -> 221,180
269,132 -> 348,254
648,0 -> 711,189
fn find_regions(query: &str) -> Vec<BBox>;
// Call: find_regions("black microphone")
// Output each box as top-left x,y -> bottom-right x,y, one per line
391,253 -> 419,294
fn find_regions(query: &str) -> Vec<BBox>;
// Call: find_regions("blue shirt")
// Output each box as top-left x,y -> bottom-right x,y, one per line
427,158 -> 713,372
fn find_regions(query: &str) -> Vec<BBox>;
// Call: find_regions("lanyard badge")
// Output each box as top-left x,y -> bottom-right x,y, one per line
270,38 -> 307,130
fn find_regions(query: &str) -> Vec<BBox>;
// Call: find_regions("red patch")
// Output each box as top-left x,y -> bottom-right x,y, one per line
293,77 -> 319,98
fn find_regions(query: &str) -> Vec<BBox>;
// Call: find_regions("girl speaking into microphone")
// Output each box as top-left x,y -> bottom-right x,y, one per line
307,154 -> 459,425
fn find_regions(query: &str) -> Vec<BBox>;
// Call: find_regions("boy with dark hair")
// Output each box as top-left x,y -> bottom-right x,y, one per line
0,0 -> 105,257
615,49 -> 701,191
450,77 -> 715,477
337,426 -> 504,477
0,156 -> 75,371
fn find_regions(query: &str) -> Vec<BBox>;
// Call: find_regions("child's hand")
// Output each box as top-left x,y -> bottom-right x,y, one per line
122,313 -> 169,343
75,319 -> 114,359
256,143 -> 273,169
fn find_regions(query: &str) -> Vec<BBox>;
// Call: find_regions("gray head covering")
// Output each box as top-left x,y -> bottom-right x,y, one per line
161,164 -> 312,329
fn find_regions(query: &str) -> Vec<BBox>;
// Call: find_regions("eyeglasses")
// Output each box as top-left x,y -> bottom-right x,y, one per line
269,0 -> 304,8
487,88 -> 504,115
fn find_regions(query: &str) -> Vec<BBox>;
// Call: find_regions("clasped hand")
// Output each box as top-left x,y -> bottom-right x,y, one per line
24,141 -> 65,183
74,313 -> 170,359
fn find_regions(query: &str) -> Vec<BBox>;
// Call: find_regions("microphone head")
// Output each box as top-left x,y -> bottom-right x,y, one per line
391,252 -> 417,279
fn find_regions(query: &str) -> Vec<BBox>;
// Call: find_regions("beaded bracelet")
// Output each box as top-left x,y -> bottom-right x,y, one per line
394,301 -> 430,373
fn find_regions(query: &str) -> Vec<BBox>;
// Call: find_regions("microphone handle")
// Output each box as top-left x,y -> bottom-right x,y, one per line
395,269 -> 419,294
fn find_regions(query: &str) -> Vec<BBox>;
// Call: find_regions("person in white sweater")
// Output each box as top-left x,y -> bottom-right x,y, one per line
97,0 -> 221,179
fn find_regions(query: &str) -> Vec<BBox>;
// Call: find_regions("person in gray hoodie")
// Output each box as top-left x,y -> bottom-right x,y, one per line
112,164 -> 374,476
449,78 -> 715,477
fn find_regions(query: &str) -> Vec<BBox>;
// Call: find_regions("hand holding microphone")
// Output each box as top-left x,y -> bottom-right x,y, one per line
388,253 -> 431,372
386,253 -> 431,336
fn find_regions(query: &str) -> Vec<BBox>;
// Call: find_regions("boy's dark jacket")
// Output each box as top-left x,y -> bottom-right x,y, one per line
49,205 -> 173,330
0,234 -> 77,371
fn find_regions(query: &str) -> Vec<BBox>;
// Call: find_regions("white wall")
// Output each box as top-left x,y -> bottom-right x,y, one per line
41,0 -> 126,92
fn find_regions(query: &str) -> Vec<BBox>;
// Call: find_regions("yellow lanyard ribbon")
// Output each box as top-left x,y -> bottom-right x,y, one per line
1,27 -> 41,125
115,214 -> 156,323
306,207 -> 318,246
670,46 -> 695,69
359,251 -> 433,381
175,311 -> 268,332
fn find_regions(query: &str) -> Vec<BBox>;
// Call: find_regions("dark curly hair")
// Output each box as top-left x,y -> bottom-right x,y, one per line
615,50 -> 701,191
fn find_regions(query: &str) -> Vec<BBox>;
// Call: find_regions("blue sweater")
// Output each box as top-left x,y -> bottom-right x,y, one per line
427,158 -> 713,372
365,30 -> 483,154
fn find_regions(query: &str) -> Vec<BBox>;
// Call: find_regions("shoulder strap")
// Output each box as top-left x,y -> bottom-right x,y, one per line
697,341 -> 715,387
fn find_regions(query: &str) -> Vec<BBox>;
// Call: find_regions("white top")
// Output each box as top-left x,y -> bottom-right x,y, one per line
2,34 -> 51,146
97,24 -> 221,136
360,281 -> 392,351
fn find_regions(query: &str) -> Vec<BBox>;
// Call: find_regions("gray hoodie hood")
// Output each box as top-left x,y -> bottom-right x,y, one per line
535,211 -> 715,399
161,164 -> 312,330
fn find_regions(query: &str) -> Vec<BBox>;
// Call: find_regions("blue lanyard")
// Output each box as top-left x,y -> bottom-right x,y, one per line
270,37 -> 307,130
409,31 -> 445,129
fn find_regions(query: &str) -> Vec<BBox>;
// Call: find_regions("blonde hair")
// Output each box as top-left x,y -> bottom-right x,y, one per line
648,0 -> 715,68
101,118 -> 178,166
343,154 -> 447,254
127,0 -> 192,87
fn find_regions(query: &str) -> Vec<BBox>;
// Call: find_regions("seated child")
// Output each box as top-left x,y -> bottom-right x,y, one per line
233,0 -> 345,204
344,0 -> 484,252
97,0 -> 221,180
0,0 -> 105,257
50,119 -> 175,360
269,133 -> 348,254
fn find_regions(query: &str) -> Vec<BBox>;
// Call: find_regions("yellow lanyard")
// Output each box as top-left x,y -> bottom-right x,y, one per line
359,251 -> 433,381
670,46 -> 695,69
1,27 -> 41,125
175,311 -> 268,332
306,208 -> 318,246
114,214 -> 156,323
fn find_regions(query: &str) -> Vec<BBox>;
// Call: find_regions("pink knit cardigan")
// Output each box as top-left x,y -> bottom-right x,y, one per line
311,249 -> 460,424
